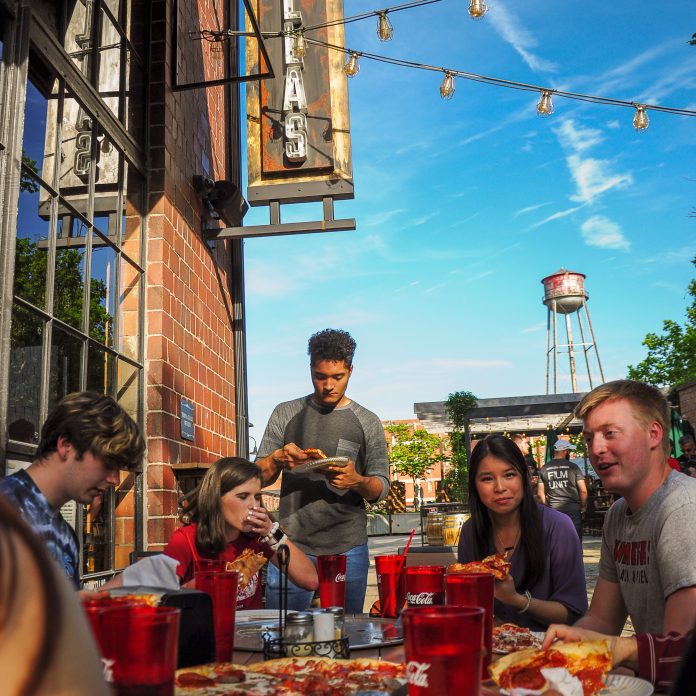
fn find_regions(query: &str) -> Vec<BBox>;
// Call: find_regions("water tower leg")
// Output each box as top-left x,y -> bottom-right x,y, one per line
553,300 -> 558,394
546,307 -> 552,395
583,299 -> 605,383
565,312 -> 578,392
576,307 -> 594,389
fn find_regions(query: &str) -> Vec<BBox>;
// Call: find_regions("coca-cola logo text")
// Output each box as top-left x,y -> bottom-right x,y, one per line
406,661 -> 430,687
406,591 -> 434,605
335,573 -> 346,583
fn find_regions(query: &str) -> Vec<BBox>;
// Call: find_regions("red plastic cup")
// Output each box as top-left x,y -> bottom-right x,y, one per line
375,554 -> 406,618
195,569 -> 239,662
403,606 -> 484,695
194,559 -> 226,574
405,565 -> 445,607
317,554 -> 347,608
445,572 -> 495,678
81,595 -> 140,654
99,605 -> 181,696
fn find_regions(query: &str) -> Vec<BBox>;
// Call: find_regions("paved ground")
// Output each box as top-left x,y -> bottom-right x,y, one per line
365,533 -> 634,632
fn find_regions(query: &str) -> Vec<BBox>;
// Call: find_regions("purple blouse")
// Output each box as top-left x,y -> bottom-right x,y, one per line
457,504 -> 587,630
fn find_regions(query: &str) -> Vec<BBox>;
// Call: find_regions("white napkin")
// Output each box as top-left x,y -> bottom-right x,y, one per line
508,667 -> 584,696
121,554 -> 181,590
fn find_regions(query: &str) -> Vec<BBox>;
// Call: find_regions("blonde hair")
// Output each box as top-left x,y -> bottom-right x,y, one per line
575,380 -> 670,456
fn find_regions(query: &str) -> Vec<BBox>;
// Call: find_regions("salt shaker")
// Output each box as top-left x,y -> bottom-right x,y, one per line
284,612 -> 314,656
324,606 -> 345,640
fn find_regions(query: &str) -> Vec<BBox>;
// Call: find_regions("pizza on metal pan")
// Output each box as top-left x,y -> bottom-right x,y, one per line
488,639 -> 612,696
175,658 -> 405,695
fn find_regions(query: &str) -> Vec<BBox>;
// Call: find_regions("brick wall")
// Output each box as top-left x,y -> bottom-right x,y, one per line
113,0 -> 241,555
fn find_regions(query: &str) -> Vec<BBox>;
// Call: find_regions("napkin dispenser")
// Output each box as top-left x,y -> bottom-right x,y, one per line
160,589 -> 215,667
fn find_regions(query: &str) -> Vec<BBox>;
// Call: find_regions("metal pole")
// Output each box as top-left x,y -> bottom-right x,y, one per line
545,307 -> 551,395
565,312 -> 578,393
583,299 -> 605,383
552,300 -> 558,394
576,307 -> 593,389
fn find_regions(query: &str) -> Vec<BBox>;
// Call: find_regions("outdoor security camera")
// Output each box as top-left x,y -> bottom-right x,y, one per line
192,175 -> 215,195
207,180 -> 249,228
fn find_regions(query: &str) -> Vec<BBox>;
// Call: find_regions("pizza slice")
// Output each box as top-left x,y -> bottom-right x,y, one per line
175,663 -> 292,695
492,623 -> 543,653
488,639 -> 612,696
224,549 -> 268,588
302,448 -> 328,460
249,657 -> 406,693
447,553 -> 512,580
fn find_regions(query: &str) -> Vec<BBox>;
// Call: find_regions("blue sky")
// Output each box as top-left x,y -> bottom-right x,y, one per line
242,0 -> 696,436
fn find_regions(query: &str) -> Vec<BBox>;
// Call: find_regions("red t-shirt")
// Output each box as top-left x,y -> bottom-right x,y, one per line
164,523 -> 273,609
667,457 -> 681,472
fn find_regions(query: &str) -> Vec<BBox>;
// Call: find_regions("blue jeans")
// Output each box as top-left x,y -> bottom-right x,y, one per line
265,543 -> 369,614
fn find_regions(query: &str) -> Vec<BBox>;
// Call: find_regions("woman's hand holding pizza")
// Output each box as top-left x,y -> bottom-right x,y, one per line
494,573 -> 522,605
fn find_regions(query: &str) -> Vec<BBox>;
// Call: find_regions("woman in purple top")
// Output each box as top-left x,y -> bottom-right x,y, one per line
458,435 -> 587,631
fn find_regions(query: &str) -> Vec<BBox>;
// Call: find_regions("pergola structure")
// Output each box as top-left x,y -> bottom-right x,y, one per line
414,392 -> 586,437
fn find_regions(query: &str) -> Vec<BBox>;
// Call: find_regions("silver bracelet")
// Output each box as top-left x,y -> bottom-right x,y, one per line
260,521 -> 279,545
518,590 -> 533,614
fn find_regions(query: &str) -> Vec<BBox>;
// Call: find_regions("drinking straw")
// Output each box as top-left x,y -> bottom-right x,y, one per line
400,527 -> 416,569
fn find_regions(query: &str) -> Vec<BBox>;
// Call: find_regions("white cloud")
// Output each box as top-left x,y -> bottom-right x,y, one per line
362,208 -> 407,228
521,322 -> 546,334
513,202 -> 552,219
526,205 -> 584,230
607,120 -> 621,130
567,155 -> 633,203
580,215 -> 631,251
246,263 -> 297,297
488,2 -> 558,73
555,119 -> 604,152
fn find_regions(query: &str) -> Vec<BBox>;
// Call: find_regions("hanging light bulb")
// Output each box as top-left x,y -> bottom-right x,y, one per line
633,104 -> 649,131
344,52 -> 360,78
440,71 -> 455,99
468,0 -> 488,20
376,11 -> 393,41
292,31 -> 307,58
536,90 -> 554,117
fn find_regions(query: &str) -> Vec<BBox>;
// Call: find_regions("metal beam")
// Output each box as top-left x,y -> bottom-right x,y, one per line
205,217 -> 356,240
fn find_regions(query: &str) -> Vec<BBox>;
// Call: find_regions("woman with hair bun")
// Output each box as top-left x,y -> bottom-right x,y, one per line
165,457 -> 317,608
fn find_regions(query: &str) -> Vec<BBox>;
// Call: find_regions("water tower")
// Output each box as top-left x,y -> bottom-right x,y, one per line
542,269 -> 605,394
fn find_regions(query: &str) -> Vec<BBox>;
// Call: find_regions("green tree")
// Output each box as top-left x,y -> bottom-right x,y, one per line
386,423 -> 445,507
443,390 -> 478,502
627,259 -> 696,388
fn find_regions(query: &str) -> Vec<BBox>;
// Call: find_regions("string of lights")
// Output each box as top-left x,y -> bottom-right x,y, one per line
195,1 -> 696,130
301,34 -> 696,128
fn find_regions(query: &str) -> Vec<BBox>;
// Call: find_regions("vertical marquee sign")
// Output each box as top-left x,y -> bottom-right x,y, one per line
246,0 -> 354,206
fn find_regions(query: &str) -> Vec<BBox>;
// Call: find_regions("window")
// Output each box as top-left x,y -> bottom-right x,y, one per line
6,26 -> 148,578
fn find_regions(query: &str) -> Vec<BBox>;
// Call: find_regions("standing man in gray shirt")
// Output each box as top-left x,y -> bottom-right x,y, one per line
255,329 -> 390,612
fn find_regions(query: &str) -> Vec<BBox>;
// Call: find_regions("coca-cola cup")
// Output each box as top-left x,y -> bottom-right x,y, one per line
317,554 -> 347,608
375,554 -> 406,618
405,565 -> 445,607
402,606 -> 484,695
445,571 -> 494,678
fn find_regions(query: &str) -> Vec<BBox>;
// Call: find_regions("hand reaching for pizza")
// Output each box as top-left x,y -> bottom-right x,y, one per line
542,624 -> 633,669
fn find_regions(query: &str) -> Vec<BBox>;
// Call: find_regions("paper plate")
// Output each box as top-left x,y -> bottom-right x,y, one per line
292,457 -> 349,474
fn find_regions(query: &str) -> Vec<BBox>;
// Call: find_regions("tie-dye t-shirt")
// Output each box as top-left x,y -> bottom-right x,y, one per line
0,469 -> 80,587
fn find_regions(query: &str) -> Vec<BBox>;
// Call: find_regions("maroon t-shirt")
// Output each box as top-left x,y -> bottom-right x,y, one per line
164,523 -> 273,609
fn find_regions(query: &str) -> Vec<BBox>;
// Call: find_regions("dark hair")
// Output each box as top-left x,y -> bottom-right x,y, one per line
307,329 -> 356,367
467,435 -> 545,590
36,392 -> 145,472
0,494 -> 62,695
181,458 -> 263,554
